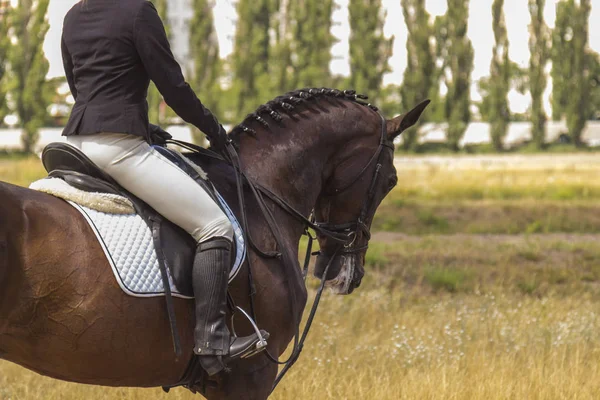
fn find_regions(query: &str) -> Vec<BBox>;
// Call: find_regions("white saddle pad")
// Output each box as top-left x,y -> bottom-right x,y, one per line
68,191 -> 246,299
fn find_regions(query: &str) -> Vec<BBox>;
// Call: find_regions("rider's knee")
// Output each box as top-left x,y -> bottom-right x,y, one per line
193,216 -> 234,244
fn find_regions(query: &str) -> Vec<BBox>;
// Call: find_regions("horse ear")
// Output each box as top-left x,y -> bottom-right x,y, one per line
386,100 -> 431,141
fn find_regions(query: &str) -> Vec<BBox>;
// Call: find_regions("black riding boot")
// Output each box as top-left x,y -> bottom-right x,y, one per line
192,238 -> 268,376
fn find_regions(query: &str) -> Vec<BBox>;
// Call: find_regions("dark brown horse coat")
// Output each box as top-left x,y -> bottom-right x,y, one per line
0,182 -> 278,398
0,91 -> 428,399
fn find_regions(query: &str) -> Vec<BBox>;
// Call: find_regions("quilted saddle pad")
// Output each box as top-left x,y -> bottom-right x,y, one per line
68,191 -> 246,299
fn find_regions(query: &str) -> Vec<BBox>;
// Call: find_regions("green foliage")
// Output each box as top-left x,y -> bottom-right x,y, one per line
478,61 -> 527,122
0,5 -> 10,124
416,209 -> 449,232
551,0 -> 571,121
552,0 -> 597,144
528,0 -> 549,149
147,0 -> 169,125
348,0 -> 393,97
364,242 -> 389,269
436,0 -> 474,151
566,0 -> 590,146
8,0 -> 51,153
517,279 -> 539,295
231,0 -> 272,118
399,0 -> 436,150
378,84 -> 402,120
269,0 -> 293,97
189,0 -> 222,144
424,267 -> 470,293
230,0 -> 335,121
289,0 -> 335,89
486,0 -> 510,151
147,82 -> 163,125
589,52 -> 600,120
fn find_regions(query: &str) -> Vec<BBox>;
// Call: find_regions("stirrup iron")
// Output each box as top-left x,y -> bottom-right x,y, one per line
231,306 -> 269,358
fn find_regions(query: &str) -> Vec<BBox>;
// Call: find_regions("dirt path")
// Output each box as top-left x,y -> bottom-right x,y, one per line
394,153 -> 600,170
372,231 -> 600,244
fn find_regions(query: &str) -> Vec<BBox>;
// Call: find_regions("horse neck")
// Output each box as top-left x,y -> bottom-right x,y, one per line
237,118 -> 333,229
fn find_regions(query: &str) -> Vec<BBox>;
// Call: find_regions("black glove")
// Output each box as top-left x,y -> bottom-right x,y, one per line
208,124 -> 230,152
149,123 -> 172,146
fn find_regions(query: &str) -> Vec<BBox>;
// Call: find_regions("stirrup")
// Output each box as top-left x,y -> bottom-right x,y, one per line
231,306 -> 269,358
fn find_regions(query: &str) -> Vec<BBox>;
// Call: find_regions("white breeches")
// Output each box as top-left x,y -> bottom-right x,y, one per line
66,133 -> 233,243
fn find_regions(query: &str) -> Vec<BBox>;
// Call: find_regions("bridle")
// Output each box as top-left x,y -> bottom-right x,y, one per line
239,111 -> 393,392
167,110 -> 392,393
313,112 -> 394,257
249,111 -> 391,245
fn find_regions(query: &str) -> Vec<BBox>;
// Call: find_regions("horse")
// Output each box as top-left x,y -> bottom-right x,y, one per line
0,88 -> 428,399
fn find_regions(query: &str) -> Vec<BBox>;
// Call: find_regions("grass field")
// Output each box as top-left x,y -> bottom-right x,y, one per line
1,154 -> 600,399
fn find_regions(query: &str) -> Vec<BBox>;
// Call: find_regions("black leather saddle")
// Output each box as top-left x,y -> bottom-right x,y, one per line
42,142 -> 203,297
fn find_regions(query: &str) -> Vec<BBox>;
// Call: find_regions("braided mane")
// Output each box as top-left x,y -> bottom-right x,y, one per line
230,88 -> 378,140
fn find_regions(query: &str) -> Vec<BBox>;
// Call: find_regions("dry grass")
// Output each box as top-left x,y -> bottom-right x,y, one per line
0,156 -> 46,187
373,200 -> 600,234
2,291 -> 599,399
2,234 -> 600,399
3,152 -> 600,202
392,154 -> 600,201
369,154 -> 600,233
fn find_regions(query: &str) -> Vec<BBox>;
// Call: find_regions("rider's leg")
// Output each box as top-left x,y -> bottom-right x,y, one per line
66,133 -> 267,375
67,133 -> 230,241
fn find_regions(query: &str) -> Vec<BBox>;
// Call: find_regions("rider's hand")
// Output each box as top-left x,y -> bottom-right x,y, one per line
148,124 -> 172,146
208,124 -> 230,153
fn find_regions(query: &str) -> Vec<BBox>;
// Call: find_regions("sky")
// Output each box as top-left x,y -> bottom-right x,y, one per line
44,0 -> 600,114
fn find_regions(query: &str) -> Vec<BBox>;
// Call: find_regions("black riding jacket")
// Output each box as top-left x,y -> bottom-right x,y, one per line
61,0 -> 221,141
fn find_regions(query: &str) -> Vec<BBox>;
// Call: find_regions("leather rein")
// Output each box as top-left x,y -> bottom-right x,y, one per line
167,111 -> 391,393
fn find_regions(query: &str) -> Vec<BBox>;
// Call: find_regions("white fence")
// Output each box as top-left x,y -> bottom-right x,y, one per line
417,121 -> 600,148
2,121 -> 600,153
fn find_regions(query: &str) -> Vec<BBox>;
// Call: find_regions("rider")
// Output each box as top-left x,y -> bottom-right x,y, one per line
61,0 -> 266,375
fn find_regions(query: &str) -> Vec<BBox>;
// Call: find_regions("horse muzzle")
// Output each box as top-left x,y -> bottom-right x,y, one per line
314,252 -> 364,295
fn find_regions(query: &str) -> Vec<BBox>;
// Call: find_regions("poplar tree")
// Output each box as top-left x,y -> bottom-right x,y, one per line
487,0 -> 511,150
400,0 -> 436,150
9,0 -> 51,153
552,0 -> 595,145
566,0 -> 590,146
0,3 -> 10,124
551,0 -> 571,121
270,0 -> 293,97
478,61 -> 526,121
528,0 -> 549,148
436,0 -> 474,151
588,52 -> 600,120
348,0 -> 393,97
189,0 -> 221,143
289,0 -> 335,88
147,0 -> 169,125
231,0 -> 271,118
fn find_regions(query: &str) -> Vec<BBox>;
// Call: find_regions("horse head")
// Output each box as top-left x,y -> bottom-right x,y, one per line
313,99 -> 430,294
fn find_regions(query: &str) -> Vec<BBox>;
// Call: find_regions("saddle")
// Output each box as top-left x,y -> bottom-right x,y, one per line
41,142 -> 221,298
